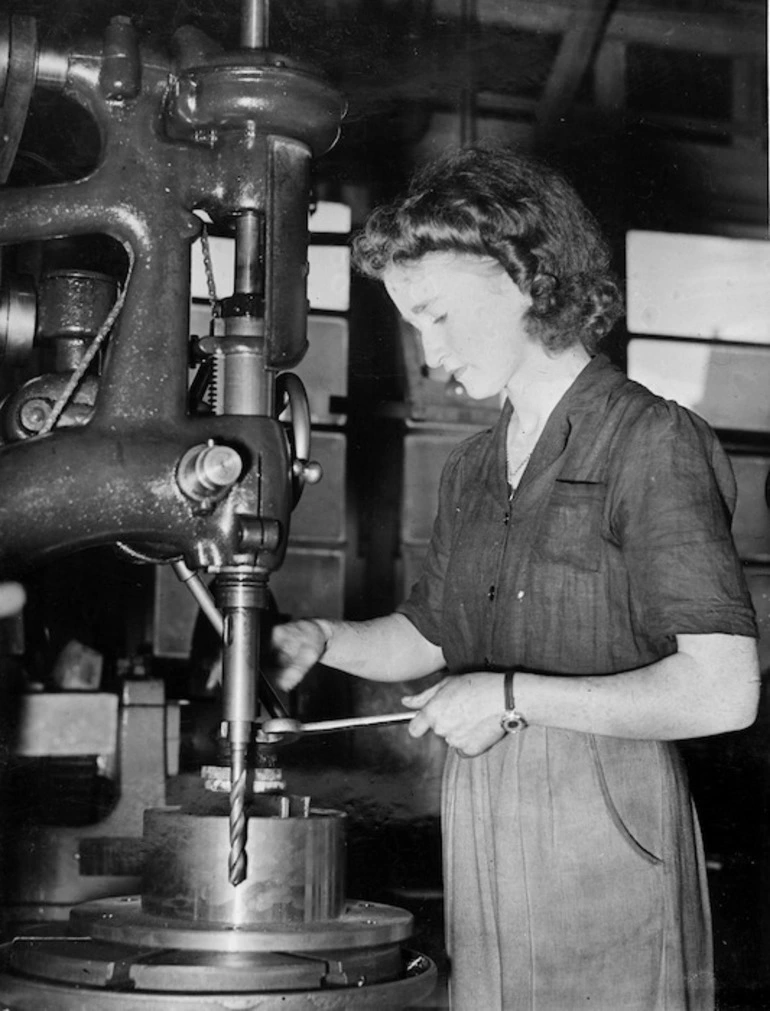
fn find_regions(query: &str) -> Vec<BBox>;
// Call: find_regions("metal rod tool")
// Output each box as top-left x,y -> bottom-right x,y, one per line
260,712 -> 415,739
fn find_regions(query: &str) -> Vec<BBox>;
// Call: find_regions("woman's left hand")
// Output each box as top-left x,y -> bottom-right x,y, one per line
401,673 -> 506,757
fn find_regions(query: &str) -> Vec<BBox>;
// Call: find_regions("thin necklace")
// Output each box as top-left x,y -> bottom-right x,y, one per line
507,452 -> 531,487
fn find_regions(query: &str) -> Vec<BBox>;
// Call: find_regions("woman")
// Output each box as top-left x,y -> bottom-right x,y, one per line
271,146 -> 759,1010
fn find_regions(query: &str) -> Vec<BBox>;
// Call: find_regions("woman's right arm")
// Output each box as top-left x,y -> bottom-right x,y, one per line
270,431 -> 463,693
271,613 -> 445,691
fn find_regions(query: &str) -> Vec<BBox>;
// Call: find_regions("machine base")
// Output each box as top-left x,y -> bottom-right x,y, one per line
0,901 -> 437,1010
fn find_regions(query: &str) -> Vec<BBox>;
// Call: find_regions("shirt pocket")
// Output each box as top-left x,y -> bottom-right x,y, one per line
532,479 -> 605,572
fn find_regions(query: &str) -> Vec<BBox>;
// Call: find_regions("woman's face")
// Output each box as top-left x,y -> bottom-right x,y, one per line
383,252 -> 534,400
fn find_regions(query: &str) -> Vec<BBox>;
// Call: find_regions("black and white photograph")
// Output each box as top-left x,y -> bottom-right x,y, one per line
0,1 -> 766,1008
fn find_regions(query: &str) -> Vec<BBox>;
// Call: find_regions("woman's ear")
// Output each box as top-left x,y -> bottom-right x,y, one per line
529,272 -> 558,315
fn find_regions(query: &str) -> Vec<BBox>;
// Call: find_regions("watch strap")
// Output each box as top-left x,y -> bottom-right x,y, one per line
501,671 -> 528,733
504,670 -> 516,711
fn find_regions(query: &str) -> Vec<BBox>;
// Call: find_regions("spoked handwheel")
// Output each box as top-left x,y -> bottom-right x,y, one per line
0,15 -> 38,183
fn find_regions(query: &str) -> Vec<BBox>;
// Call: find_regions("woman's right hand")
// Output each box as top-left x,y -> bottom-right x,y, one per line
270,619 -> 331,691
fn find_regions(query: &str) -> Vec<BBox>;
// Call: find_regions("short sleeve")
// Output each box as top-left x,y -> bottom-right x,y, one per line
397,446 -> 465,646
609,401 -> 757,640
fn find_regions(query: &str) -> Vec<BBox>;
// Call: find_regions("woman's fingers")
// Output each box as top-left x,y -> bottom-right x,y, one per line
402,678 -> 450,738
401,677 -> 448,709
271,620 -> 328,691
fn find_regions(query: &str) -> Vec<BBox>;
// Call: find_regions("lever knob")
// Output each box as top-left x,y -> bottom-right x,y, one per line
293,458 -> 323,485
177,442 -> 243,502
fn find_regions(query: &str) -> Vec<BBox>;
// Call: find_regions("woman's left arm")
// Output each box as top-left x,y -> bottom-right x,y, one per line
514,631 -> 759,740
404,632 -> 759,754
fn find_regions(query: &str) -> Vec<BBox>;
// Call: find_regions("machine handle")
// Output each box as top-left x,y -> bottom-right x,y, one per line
276,371 -> 322,505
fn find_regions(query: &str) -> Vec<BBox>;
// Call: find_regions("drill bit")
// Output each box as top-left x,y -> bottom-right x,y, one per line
228,744 -> 248,886
217,574 -> 263,890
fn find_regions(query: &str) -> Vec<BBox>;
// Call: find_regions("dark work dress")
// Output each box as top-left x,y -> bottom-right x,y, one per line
399,354 -> 757,1011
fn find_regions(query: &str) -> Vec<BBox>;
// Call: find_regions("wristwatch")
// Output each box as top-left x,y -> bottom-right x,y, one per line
501,671 -> 528,733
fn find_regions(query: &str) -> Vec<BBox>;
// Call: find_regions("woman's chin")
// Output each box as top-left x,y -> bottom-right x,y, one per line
459,380 -> 498,402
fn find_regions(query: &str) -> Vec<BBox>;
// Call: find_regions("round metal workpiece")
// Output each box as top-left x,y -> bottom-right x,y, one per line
142,804 -> 345,925
71,895 -> 414,953
201,764 -> 285,793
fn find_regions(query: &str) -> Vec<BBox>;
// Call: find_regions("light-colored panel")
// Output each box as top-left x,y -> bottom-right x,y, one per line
627,338 -> 770,432
190,235 -> 234,301
15,693 -> 119,757
189,302 -> 212,338
190,236 -> 350,312
626,230 -> 770,344
307,246 -> 350,311
309,201 -> 351,234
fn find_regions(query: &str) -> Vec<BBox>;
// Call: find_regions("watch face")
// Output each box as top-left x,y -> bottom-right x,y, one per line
501,710 -> 527,733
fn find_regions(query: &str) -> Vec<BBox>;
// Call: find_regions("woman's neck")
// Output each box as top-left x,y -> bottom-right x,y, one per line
505,344 -> 591,439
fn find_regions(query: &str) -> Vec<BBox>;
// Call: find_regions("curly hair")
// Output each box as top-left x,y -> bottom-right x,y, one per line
352,145 -> 624,354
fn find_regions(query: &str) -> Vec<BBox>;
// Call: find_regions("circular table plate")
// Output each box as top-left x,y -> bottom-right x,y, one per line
4,924 -> 404,993
70,897 -> 414,953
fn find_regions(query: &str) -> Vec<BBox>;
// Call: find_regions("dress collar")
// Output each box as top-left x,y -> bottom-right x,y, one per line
489,353 -> 626,500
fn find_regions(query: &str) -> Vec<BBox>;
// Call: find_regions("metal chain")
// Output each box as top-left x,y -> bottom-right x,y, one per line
200,225 -> 218,310
198,225 -> 221,411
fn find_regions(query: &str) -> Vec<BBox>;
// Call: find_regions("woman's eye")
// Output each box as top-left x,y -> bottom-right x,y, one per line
431,313 -> 447,325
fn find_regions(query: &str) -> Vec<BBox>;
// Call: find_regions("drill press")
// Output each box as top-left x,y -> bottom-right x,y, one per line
0,2 -> 436,1005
